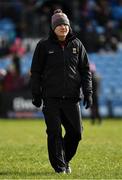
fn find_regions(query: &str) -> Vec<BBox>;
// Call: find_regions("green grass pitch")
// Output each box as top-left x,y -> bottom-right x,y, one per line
0,119 -> 122,179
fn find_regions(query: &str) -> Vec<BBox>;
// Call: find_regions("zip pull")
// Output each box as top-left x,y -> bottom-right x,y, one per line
59,41 -> 65,50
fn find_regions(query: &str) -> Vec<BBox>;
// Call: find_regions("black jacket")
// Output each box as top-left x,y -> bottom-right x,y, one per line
30,30 -> 92,99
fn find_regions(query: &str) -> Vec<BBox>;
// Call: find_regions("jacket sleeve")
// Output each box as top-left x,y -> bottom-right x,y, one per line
30,41 -> 46,97
78,42 -> 93,97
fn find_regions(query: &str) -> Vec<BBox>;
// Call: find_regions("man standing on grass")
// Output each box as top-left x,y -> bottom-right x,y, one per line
30,9 -> 92,174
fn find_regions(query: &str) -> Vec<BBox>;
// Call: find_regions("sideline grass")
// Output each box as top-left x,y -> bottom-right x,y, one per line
0,119 -> 122,179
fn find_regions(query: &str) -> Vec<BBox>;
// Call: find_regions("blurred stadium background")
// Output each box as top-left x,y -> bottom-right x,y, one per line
0,0 -> 122,119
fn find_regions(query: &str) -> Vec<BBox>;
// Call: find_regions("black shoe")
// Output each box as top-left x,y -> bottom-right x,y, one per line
66,163 -> 71,174
55,170 -> 66,174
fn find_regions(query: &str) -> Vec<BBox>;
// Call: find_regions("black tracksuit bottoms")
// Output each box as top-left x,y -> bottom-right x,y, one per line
42,98 -> 83,172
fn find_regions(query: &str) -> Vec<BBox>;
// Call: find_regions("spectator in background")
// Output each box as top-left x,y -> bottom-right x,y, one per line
90,63 -> 102,124
0,37 -> 10,57
80,18 -> 99,52
3,54 -> 24,92
12,52 -> 21,75
105,20 -> 119,51
93,0 -> 112,26
3,36 -> 26,92
31,9 -> 92,174
9,37 -> 26,57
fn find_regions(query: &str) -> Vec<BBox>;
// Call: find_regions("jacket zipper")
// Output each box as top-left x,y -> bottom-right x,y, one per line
62,46 -> 66,99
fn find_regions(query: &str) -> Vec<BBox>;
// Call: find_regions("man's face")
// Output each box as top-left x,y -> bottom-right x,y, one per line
54,24 -> 69,39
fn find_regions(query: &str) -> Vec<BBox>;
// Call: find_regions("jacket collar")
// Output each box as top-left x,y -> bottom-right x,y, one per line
48,28 -> 76,45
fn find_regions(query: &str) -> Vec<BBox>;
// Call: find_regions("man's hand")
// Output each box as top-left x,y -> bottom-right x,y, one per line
32,96 -> 42,108
83,96 -> 93,109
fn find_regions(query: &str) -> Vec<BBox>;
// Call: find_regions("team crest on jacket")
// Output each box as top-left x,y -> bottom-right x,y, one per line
72,48 -> 77,54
